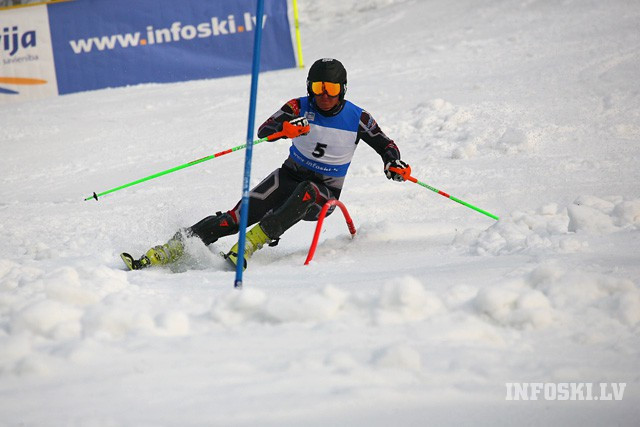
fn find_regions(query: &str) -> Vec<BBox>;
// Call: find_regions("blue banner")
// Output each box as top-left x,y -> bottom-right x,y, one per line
47,0 -> 296,95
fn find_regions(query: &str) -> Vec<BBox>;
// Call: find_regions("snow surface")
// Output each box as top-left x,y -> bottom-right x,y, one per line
1,0 -> 639,425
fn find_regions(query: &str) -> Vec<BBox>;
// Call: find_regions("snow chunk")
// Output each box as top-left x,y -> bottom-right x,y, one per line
617,291 -> 640,326
472,286 -> 554,330
463,196 -> 640,255
0,333 -> 32,371
567,205 -> 616,233
495,127 -> 534,154
612,199 -> 640,227
155,311 -> 191,336
371,344 -> 422,372
568,195 -> 639,233
14,353 -> 56,376
267,285 -> 349,323
82,306 -> 156,339
210,286 -> 349,325
12,300 -> 83,339
44,267 -> 100,306
375,276 -> 444,324
528,264 -> 640,327
399,99 -> 539,159
209,279 -> 442,327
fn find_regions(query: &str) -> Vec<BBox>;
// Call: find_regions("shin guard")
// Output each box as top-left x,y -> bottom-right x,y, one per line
188,211 -> 239,245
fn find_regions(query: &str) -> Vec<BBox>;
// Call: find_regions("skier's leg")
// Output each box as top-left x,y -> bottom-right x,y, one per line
260,180 -> 326,239
122,168 -> 310,270
122,169 -> 290,269
228,168 -> 296,226
188,168 -> 289,246
187,211 -> 239,245
226,180 -> 333,269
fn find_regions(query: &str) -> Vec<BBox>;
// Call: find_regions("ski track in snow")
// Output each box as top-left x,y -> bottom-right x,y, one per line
1,0 -> 639,425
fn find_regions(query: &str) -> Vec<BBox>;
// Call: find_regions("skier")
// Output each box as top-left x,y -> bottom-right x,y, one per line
121,58 -> 410,270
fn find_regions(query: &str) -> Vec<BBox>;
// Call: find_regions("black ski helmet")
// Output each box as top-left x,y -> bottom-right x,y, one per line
307,58 -> 347,101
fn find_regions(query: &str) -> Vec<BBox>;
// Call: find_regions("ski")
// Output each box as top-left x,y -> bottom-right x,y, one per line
120,251 -> 238,271
120,253 -> 151,270
220,250 -> 247,271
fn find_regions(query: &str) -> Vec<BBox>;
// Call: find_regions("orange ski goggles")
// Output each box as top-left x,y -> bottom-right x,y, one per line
310,81 -> 341,97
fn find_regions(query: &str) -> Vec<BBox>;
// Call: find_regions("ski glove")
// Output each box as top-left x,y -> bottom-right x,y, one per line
281,116 -> 311,139
384,159 -> 411,181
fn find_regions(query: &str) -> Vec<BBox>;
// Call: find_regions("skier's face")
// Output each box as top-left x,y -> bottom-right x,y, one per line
314,91 -> 340,111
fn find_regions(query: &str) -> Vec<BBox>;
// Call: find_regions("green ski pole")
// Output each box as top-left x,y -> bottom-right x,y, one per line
84,126 -> 303,201
388,166 -> 499,221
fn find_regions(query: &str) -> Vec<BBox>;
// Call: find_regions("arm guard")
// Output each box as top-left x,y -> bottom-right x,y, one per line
357,110 -> 401,164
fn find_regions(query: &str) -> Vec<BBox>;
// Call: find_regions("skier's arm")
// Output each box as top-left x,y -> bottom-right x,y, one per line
358,111 -> 411,181
358,110 -> 402,164
257,99 -> 302,139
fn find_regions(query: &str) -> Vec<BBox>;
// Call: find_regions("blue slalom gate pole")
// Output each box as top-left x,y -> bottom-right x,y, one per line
235,0 -> 265,289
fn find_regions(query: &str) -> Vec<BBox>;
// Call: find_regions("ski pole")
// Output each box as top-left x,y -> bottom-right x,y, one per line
388,166 -> 499,221
84,122 -> 309,201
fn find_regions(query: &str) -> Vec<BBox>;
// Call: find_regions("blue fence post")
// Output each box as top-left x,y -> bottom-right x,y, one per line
235,0 -> 265,289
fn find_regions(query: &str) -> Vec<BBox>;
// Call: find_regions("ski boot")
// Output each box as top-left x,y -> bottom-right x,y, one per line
224,224 -> 272,270
121,233 -> 185,270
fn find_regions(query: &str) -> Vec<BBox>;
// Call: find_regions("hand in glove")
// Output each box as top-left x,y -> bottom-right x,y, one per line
281,117 -> 310,139
384,159 -> 411,181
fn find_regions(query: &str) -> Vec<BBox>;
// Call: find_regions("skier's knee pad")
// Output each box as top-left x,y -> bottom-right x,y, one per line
302,183 -> 334,221
260,181 -> 318,239
303,203 -> 336,222
188,211 -> 238,245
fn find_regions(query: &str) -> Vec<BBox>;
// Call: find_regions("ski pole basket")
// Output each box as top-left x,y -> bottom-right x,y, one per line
304,199 -> 356,265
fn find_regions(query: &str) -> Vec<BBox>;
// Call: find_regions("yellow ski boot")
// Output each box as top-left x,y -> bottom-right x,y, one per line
121,233 -> 185,270
224,224 -> 272,270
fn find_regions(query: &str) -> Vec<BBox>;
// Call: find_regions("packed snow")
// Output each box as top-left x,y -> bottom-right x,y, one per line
1,0 -> 639,425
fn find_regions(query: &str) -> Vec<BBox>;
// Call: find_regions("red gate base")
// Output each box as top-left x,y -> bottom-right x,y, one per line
304,199 -> 356,265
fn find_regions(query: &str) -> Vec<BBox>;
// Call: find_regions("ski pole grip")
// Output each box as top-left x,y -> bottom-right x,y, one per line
388,166 -> 414,182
